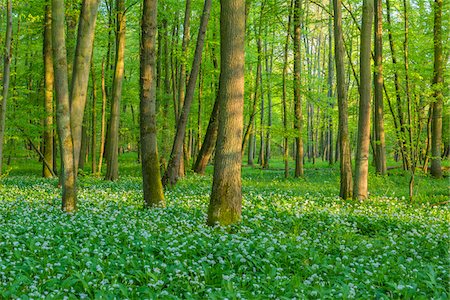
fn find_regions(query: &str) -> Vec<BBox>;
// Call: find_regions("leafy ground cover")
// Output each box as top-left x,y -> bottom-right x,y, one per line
0,157 -> 449,299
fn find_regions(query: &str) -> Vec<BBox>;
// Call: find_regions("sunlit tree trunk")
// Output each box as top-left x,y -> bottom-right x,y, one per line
43,3 -> 54,178
207,0 -> 245,226
70,0 -> 100,173
140,0 -> 165,207
52,0 -> 76,212
333,0 -> 353,199
354,0 -> 373,200
431,0 -> 443,178
106,0 -> 126,181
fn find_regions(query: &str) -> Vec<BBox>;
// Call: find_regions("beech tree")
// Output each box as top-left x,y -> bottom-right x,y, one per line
207,0 -> 245,226
140,0 -> 165,207
106,0 -> 126,181
431,0 -> 443,178
52,0 -> 100,212
333,0 -> 353,199
354,0 -> 373,200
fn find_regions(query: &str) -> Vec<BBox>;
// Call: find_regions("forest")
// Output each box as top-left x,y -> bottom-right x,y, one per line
0,0 -> 448,298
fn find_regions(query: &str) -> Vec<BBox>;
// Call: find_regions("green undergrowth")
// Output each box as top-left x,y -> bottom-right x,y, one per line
0,157 -> 449,299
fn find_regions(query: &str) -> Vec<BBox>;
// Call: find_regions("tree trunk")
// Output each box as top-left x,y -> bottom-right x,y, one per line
354,0 -> 373,200
263,32 -> 273,169
105,0 -> 126,181
91,61 -> 97,174
207,0 -> 245,226
293,0 -> 304,177
140,0 -> 165,208
0,0 -> 12,175
98,59 -> 107,175
386,0 -> 409,170
162,0 -> 212,187
70,0 -> 100,173
193,41 -> 220,175
327,2 -> 334,165
161,19 -> 171,156
373,0 -> 386,175
43,3 -> 54,178
193,91 -> 219,174
176,0 -> 192,178
333,0 -> 353,199
282,0 -> 293,178
52,0 -> 77,212
431,0 -> 443,178
241,5 -> 263,160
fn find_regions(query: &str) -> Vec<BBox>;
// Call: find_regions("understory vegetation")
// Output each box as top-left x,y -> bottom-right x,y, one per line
0,157 -> 448,299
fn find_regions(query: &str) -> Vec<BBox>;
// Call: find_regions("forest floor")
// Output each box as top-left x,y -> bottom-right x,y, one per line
0,154 -> 449,299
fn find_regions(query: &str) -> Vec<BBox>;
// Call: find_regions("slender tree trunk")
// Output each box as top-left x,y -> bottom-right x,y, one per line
140,0 -> 165,207
207,0 -> 245,226
78,123 -> 88,169
263,32 -> 273,169
327,2 -> 334,165
431,0 -> 443,178
423,106 -> 432,173
193,41 -> 220,175
162,0 -> 212,187
403,0 -> 414,169
334,0 -> 353,199
161,19 -> 171,156
193,91 -> 219,174
176,0 -> 192,178
373,0 -> 386,175
106,0 -> 126,181
43,3 -> 54,178
70,0 -> 100,173
98,59 -> 107,174
0,0 -> 12,175
282,0 -> 293,178
196,65 -> 203,158
293,0 -> 304,177
386,0 -> 409,170
91,61 -> 97,174
354,0 -> 373,200
241,4 -> 264,159
52,0 -> 76,212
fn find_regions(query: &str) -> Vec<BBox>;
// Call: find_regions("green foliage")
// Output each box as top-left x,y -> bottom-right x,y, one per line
0,158 -> 448,298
